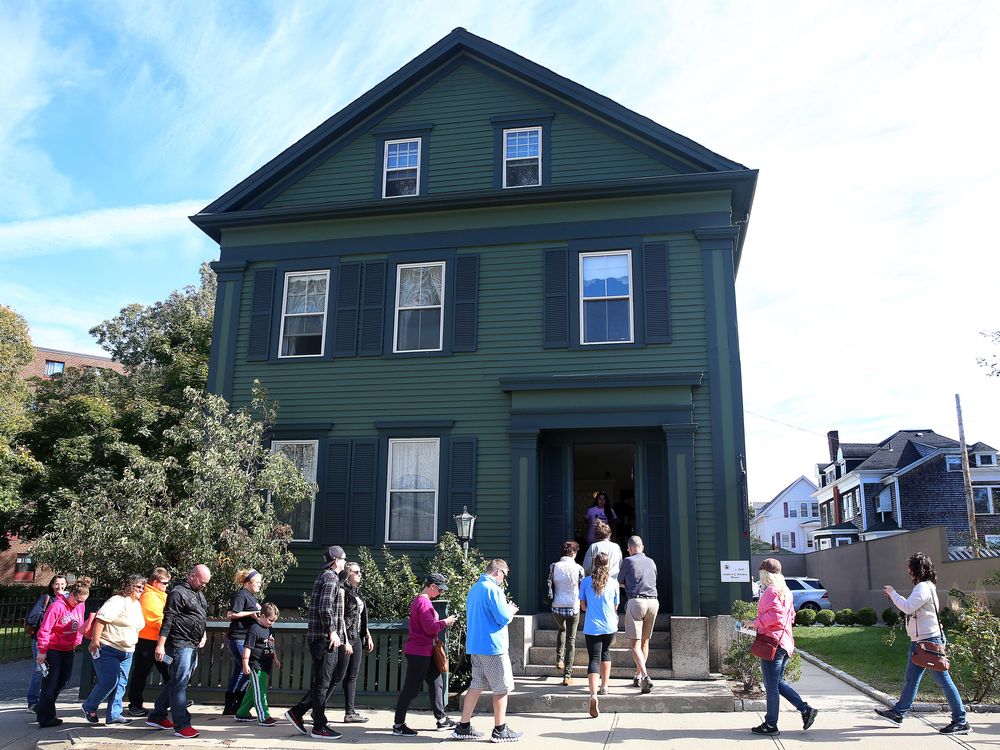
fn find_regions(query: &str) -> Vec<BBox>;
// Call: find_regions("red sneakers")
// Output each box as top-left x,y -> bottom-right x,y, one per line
145,718 -> 174,730
174,726 -> 200,738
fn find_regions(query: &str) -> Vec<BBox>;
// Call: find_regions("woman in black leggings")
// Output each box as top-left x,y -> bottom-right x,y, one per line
580,553 -> 619,718
333,562 -> 373,723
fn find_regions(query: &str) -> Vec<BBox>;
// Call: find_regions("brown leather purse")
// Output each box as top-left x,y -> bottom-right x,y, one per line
910,586 -> 949,672
432,639 -> 449,673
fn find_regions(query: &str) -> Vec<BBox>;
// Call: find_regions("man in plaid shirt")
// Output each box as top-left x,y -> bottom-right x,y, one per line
285,545 -> 348,739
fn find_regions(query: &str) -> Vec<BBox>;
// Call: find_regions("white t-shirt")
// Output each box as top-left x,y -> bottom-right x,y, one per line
96,595 -> 145,652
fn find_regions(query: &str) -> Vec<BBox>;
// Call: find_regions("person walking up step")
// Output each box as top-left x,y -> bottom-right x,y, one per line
619,536 -> 658,693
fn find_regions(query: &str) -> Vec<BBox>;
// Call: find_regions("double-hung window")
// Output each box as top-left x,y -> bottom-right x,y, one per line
386,438 -> 439,543
44,360 -> 64,377
394,262 -> 444,352
945,455 -> 962,471
580,250 -> 633,344
973,486 -> 1000,515
270,440 -> 318,542
503,127 -> 541,188
279,271 -> 328,357
383,138 -> 421,197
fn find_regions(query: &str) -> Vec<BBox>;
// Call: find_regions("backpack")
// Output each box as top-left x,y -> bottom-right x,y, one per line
24,594 -> 51,638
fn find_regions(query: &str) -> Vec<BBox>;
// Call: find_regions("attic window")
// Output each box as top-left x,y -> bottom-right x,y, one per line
945,455 -> 962,472
383,138 -> 421,197
977,453 -> 996,467
503,127 -> 541,187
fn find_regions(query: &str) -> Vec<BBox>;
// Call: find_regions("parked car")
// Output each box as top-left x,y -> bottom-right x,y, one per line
751,577 -> 831,612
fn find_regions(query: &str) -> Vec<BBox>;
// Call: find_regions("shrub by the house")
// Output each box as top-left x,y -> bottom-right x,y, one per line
882,607 -> 899,627
795,608 -> 817,626
816,609 -> 836,626
855,607 -> 877,627
835,608 -> 855,626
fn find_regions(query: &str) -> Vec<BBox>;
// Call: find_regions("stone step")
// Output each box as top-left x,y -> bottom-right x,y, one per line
532,629 -> 670,651
521,664 -> 674,679
534,611 -> 671,632
527,646 -> 672,669
494,675 -> 735,714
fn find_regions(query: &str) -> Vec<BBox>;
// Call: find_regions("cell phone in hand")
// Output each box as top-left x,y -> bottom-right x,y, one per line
91,649 -> 101,660
161,653 -> 174,665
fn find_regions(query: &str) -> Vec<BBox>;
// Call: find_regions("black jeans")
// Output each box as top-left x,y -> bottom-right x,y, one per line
332,635 -> 363,714
393,654 -> 445,725
291,639 -> 340,730
127,638 -> 171,710
35,649 -> 75,726
585,633 -> 614,674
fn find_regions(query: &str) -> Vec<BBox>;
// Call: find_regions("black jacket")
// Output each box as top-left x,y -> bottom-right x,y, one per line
159,581 -> 208,648
343,584 -> 369,643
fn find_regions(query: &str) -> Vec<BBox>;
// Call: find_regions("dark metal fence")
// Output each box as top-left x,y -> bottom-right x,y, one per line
0,596 -> 35,662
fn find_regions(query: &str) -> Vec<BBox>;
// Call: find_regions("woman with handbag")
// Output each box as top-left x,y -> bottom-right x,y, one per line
876,552 -> 969,735
392,573 -> 458,737
742,558 -> 817,736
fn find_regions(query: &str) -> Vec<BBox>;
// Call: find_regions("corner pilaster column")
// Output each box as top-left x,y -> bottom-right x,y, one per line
207,260 -> 246,401
509,429 -> 539,611
664,423 -> 700,615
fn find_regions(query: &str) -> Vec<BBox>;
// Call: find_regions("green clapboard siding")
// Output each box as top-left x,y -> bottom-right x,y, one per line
267,62 -> 679,209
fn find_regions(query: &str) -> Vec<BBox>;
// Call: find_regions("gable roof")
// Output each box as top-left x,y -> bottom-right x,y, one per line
191,28 -> 756,251
755,475 -> 817,518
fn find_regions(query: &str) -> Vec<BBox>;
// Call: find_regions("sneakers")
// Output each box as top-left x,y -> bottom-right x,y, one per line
450,723 -> 485,740
259,717 -> 278,727
874,708 -> 903,726
589,696 -> 599,718
145,718 -> 174,730
82,707 -> 99,724
393,723 -> 418,736
750,722 -> 778,735
174,726 -> 200,739
632,675 -> 641,687
556,659 -> 564,672
490,726 -> 522,743
561,677 -> 573,686
437,717 -> 457,730
344,712 -> 369,723
802,707 -> 818,730
27,704 -> 36,713
285,710 -> 307,736
106,717 -> 133,726
310,726 -> 343,739
126,706 -> 148,717
939,721 -> 971,735
597,686 -> 607,696
235,714 -> 255,722
640,676 -> 653,694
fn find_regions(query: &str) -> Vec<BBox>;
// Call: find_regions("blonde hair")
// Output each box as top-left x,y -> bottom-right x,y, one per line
591,552 -> 610,594
759,568 -> 790,600
68,576 -> 93,599
234,569 -> 259,585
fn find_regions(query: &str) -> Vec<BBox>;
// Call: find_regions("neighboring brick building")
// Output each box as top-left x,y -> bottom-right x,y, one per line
0,537 -> 58,587
20,346 -> 124,380
812,429 -> 1000,551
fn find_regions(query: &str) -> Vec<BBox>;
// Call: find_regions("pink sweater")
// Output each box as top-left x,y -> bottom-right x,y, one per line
752,586 -> 796,656
404,594 -> 448,656
37,596 -> 87,655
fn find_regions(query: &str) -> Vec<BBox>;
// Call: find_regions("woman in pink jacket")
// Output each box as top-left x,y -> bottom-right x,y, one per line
742,559 -> 817,736
35,577 -> 92,728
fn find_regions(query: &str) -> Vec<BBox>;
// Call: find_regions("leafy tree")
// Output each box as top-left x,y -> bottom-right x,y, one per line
32,383 -> 313,612
978,330 -> 1000,377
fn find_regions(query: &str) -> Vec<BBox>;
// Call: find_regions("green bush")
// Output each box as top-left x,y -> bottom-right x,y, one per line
723,599 -> 802,692
881,607 -> 899,627
835,608 -> 855,626
795,608 -> 817,626
947,592 -> 1000,703
855,607 -> 877,627
816,609 -> 836,626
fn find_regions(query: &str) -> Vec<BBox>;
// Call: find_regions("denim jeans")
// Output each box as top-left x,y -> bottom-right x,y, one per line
149,646 -> 197,730
226,637 -> 248,694
893,637 -> 966,724
552,611 -> 579,679
761,648 -> 809,727
83,645 -> 133,721
35,649 -> 75,726
27,639 -> 43,706
127,638 -> 170,710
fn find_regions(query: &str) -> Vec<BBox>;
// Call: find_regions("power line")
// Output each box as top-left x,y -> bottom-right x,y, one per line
744,410 -> 825,437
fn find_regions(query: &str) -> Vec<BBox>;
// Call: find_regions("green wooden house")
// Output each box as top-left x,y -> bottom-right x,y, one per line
194,28 -> 757,617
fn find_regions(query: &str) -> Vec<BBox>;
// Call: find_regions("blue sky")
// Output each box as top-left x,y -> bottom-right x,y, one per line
2,1 -> 999,502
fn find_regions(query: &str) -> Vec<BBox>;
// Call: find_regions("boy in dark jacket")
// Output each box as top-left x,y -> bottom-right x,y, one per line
235,603 -> 281,726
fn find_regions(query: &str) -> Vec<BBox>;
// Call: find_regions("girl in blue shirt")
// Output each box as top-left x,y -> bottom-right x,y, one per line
579,552 -> 618,718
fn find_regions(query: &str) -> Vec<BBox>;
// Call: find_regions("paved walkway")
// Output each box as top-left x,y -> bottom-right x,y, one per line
0,660 -> 995,750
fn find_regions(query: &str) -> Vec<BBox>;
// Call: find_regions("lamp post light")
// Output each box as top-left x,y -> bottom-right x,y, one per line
453,505 -> 477,559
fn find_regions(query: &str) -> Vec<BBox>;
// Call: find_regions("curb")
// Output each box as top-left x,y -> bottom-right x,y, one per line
797,648 -> 1000,714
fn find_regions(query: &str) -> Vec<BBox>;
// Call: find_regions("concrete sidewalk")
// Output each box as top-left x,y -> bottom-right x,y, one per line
0,661 -> 995,750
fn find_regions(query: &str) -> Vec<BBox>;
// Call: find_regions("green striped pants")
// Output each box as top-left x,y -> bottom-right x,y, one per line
235,669 -> 270,722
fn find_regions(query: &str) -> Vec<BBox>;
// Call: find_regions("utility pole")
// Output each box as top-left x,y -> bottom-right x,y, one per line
955,394 -> 980,558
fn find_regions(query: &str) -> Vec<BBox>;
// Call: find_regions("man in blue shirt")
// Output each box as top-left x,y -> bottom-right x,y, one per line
450,560 -> 522,743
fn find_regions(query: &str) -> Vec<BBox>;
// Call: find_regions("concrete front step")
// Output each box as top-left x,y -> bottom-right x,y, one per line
522,664 -> 674,679
534,611 -> 671,632
527,646 -> 671,668
499,675 -> 735,713
532,629 -> 671,651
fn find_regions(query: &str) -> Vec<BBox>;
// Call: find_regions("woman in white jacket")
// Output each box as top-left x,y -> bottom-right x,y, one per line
875,552 -> 969,736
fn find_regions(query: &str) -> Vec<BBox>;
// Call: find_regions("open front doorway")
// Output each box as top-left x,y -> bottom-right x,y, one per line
573,443 -> 635,560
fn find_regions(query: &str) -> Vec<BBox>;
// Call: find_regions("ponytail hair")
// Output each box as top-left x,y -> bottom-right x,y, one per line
591,552 -> 610,595
68,576 -> 92,599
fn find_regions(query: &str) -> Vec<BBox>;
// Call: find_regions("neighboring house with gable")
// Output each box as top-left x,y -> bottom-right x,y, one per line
750,476 -> 819,553
193,28 -> 758,616
812,429 -> 1000,550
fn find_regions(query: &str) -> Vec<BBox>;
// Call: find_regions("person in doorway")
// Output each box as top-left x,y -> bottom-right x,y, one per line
126,567 -> 172,717
147,564 -> 212,739
224,569 -> 263,714
580,552 -> 618,718
284,545 -> 348,740
875,552 -> 969,735
334,561 -> 374,724
451,560 -> 521,743
25,573 -> 67,712
742,558 -> 817,736
583,521 -> 622,584
584,491 -> 618,545
619,536 -> 658,693
392,573 -> 459,736
234,602 -> 281,726
549,541 -> 585,686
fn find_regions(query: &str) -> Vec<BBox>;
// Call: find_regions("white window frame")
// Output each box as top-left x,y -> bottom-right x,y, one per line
579,249 -> 634,345
973,485 -> 1000,515
811,502 -> 819,517
44,360 -> 65,377
985,534 -> 1000,547
780,532 -> 791,549
799,501 -> 809,517
945,455 -> 962,472
277,270 -> 329,359
382,138 -> 421,198
269,439 -> 318,543
835,536 -> 853,547
788,505 -> 798,518
502,126 -> 542,188
976,453 -> 996,467
385,438 -> 440,544
393,261 -> 445,353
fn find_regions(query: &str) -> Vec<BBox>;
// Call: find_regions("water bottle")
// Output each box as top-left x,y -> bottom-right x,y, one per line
40,662 -> 49,678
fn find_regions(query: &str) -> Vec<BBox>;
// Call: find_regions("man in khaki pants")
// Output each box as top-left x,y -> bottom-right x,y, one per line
619,536 -> 658,693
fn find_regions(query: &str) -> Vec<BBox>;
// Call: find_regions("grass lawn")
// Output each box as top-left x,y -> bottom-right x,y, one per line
794,626 -> 974,702
0,625 -> 32,663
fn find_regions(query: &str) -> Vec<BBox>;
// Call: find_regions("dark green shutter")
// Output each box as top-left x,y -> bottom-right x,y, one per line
323,440 -> 351,544
359,261 -> 386,356
334,262 -> 361,357
543,248 -> 568,348
452,255 -> 479,352
642,242 -> 671,343
448,437 -> 477,519
247,268 -> 275,360
540,443 -> 568,574
643,440 -> 668,601
347,439 -> 378,545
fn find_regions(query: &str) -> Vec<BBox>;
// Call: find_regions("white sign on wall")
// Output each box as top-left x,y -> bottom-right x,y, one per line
720,560 -> 751,583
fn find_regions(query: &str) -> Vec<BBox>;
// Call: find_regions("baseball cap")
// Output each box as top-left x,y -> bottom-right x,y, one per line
425,572 -> 449,591
323,546 -> 347,567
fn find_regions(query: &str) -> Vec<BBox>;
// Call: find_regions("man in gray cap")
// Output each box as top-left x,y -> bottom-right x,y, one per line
285,546 -> 348,739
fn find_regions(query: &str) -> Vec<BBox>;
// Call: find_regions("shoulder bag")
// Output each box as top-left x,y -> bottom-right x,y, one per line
432,638 -> 449,673
911,585 -> 950,672
750,632 -> 780,661
543,563 -> 555,605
